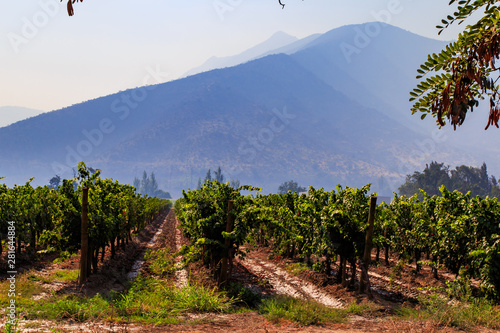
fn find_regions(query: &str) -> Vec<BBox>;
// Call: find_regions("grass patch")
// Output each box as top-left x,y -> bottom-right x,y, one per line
174,284 -> 232,313
49,269 -> 79,282
285,262 -> 309,276
0,271 -> 45,307
396,294 -> 500,331
258,295 -> 382,326
345,300 -> 383,315
20,274 -> 233,324
258,296 -> 345,325
30,293 -> 111,322
144,247 -> 176,276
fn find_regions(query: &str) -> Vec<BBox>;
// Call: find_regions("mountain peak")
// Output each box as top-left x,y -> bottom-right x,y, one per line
183,31 -> 298,77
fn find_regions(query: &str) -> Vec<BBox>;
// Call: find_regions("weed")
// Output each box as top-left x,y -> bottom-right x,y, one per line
144,247 -> 175,276
174,284 -> 233,313
258,296 -> 344,325
397,294 -> 500,331
0,271 -> 44,307
53,250 -> 76,264
345,300 -> 382,315
50,269 -> 80,282
257,278 -> 268,287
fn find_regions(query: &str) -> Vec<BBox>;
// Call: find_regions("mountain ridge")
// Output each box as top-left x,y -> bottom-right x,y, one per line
0,23 -> 490,197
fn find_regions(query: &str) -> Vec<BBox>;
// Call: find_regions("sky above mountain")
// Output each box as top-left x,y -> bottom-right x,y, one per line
1,1 -> 478,113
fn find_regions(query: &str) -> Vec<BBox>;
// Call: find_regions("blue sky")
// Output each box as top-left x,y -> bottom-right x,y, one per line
1,0 -> 470,112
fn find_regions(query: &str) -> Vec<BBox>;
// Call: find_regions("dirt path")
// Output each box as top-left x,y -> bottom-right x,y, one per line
238,256 -> 344,308
126,213 -> 167,280
173,211 -> 188,289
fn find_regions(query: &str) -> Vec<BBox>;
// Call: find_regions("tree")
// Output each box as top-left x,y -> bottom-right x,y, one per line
48,175 -> 61,189
399,162 -> 450,198
149,172 -> 160,195
133,171 -> 171,198
213,166 -> 224,183
278,180 -> 306,194
204,169 -> 212,183
399,161 -> 500,198
411,0 -> 500,129
230,179 -> 241,188
450,162 -> 493,197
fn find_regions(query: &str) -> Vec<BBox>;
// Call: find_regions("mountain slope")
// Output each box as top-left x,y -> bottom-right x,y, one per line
0,23 -> 487,196
0,53 -> 430,195
290,23 -> 448,131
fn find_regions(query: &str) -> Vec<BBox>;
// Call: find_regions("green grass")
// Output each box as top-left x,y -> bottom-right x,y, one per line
144,247 -> 176,276
396,294 -> 500,331
259,296 -> 341,325
15,274 -> 233,324
0,270 -> 44,308
50,269 -> 79,282
258,295 -> 383,326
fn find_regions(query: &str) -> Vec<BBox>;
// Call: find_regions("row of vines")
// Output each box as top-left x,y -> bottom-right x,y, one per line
176,181 -> 500,299
0,162 -> 170,273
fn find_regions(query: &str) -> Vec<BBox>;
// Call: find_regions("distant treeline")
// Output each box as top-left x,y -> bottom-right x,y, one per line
399,161 -> 500,199
133,171 -> 171,199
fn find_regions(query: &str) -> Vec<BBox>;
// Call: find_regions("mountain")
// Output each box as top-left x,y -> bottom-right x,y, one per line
0,106 -> 45,128
183,31 -> 299,77
288,23 -> 449,132
0,23 -> 490,197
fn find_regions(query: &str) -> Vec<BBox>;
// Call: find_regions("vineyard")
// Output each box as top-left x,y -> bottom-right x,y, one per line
176,181 -> 500,300
1,176 -> 500,332
0,162 -> 169,278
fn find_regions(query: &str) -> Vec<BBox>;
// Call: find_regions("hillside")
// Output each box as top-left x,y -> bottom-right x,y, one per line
0,23 -> 484,196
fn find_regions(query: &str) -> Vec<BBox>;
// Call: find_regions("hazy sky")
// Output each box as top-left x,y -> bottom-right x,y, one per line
1,0 -> 470,112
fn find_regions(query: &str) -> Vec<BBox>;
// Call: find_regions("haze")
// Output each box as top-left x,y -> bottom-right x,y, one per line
2,0 -> 467,113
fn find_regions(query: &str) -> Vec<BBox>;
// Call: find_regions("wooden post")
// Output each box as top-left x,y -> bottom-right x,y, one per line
80,187 -> 89,285
219,200 -> 234,286
359,196 -> 377,295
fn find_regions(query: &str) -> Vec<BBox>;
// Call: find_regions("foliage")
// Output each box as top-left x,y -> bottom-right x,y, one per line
0,161 -> 169,261
175,180 -> 261,277
399,161 -> 499,199
411,0 -> 500,129
176,178 -> 500,298
398,294 -> 500,331
386,186 -> 500,299
198,167 -> 239,190
144,247 -> 176,276
258,296 -> 345,325
277,180 -> 306,194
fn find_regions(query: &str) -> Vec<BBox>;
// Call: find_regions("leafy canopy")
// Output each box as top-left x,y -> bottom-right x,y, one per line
411,0 -> 500,129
